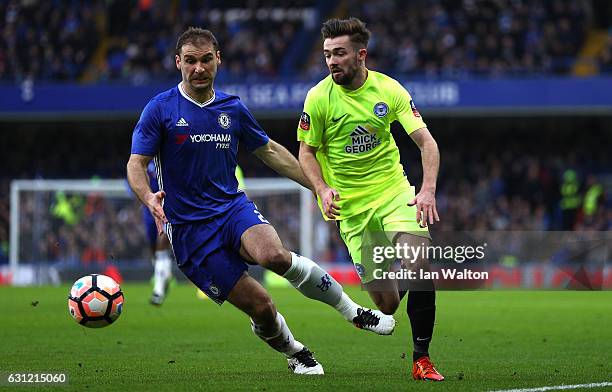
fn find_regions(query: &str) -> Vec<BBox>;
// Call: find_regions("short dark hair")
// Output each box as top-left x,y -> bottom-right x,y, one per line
176,27 -> 219,55
321,18 -> 371,49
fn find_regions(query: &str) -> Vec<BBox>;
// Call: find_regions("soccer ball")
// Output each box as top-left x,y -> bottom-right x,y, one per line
68,274 -> 124,328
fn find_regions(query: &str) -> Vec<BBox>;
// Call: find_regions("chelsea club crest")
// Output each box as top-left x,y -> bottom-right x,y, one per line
218,113 -> 231,129
208,285 -> 220,297
373,102 -> 388,117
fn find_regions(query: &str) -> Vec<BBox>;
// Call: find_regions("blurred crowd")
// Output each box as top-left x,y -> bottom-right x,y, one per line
345,0 -> 587,77
104,0 -> 319,84
17,191 -> 147,265
0,0 -> 320,83
0,125 -> 609,264
432,129 -> 610,233
598,29 -> 612,73
3,0 -> 612,83
0,0 -> 102,81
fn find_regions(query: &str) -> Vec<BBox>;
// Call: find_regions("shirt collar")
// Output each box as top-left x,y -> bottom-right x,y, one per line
178,83 -> 215,107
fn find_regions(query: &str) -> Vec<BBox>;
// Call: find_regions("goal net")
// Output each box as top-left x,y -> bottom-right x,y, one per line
9,178 -> 323,282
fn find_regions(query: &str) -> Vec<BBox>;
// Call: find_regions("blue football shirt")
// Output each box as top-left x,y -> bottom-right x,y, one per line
131,84 -> 269,224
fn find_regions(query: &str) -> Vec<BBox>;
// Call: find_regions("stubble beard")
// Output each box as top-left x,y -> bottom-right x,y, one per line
331,64 -> 357,86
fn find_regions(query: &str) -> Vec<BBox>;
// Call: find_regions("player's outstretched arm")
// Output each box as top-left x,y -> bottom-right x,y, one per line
298,142 -> 340,220
126,153 -> 167,234
253,139 -> 313,191
408,127 -> 440,226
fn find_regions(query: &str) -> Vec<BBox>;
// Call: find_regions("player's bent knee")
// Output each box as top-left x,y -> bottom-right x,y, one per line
257,248 -> 290,272
251,298 -> 277,322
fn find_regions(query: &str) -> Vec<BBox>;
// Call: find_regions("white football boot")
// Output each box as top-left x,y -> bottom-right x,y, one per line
352,308 -> 396,335
287,348 -> 324,375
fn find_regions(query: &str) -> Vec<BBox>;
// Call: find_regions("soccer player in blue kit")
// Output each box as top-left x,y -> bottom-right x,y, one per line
127,27 -> 396,375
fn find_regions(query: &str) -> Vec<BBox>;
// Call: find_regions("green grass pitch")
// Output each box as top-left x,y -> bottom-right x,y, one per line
1,284 -> 611,391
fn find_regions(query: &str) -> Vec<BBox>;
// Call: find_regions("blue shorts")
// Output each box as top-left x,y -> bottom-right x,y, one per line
169,195 -> 269,305
142,207 -> 157,248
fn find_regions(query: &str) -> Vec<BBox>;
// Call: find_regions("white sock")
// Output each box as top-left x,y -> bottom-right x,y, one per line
251,312 -> 304,357
153,249 -> 172,296
283,252 -> 358,321
333,292 -> 360,321
283,252 -> 342,305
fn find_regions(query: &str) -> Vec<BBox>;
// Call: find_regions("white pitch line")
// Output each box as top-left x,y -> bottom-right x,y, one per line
489,381 -> 612,392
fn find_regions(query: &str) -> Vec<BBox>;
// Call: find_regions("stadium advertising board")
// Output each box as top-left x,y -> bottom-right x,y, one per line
1,78 -> 612,116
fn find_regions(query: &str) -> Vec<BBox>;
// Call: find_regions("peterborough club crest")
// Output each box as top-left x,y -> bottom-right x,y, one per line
373,102 -> 389,117
355,263 -> 366,277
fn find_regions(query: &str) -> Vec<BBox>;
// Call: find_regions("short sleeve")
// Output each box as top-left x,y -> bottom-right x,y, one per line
238,100 -> 270,152
392,80 -> 427,135
131,99 -> 162,156
297,88 -> 324,147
